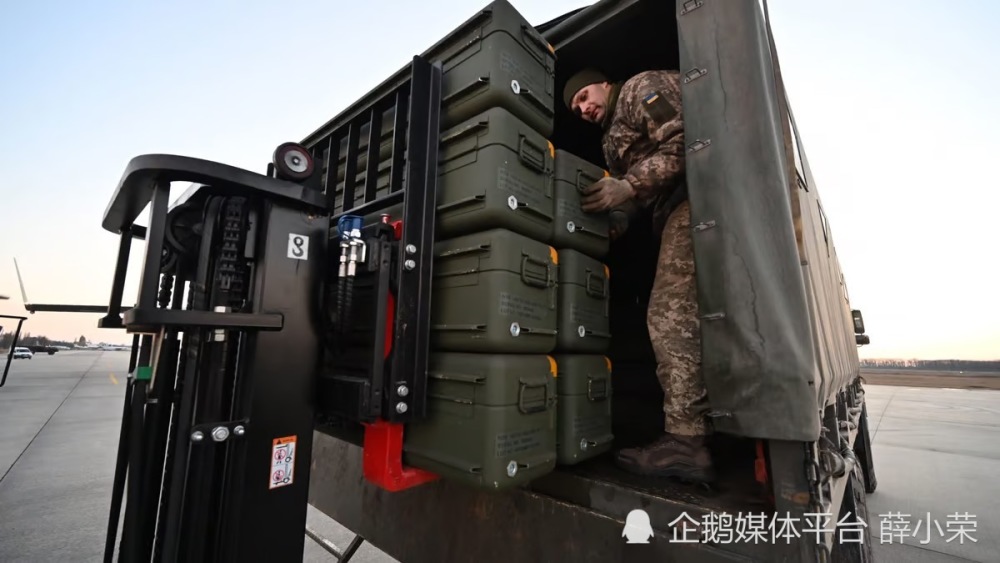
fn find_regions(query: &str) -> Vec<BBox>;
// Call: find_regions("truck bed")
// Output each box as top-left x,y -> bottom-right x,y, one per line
536,441 -> 767,515
309,428 -> 789,563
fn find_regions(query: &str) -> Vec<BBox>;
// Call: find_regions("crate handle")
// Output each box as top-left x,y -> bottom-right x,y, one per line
520,255 -> 551,288
587,376 -> 609,401
565,222 -> 609,241
510,199 -> 553,221
427,371 -> 486,385
575,170 -> 603,193
515,86 -> 553,118
518,379 -> 549,414
440,120 -> 490,145
586,270 -> 607,298
520,23 -> 554,65
431,323 -> 488,333
436,243 -> 491,260
518,136 -> 547,173
442,76 -> 490,106
436,194 -> 485,213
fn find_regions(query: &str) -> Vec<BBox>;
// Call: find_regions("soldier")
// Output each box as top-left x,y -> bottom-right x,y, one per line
564,68 -> 714,483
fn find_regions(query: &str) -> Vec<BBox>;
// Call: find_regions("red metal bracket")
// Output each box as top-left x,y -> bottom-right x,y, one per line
359,216 -> 438,492
754,439 -> 775,507
361,420 -> 439,491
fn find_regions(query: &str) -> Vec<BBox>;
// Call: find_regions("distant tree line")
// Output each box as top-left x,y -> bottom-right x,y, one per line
0,331 -> 81,349
861,358 -> 1000,372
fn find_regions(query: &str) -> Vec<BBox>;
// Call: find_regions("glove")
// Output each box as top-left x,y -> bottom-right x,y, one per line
581,176 -> 635,213
608,199 -> 641,241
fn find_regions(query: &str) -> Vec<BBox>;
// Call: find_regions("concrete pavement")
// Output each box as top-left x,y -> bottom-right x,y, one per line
0,351 -> 996,562
864,385 -> 999,562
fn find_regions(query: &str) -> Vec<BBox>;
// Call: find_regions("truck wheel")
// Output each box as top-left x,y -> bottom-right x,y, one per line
830,467 -> 874,563
854,402 -> 878,494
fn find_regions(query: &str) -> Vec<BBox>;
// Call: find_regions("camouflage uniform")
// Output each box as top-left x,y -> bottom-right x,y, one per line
600,70 -> 713,478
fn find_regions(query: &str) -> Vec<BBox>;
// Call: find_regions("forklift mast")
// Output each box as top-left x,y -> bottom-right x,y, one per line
87,55 -> 442,562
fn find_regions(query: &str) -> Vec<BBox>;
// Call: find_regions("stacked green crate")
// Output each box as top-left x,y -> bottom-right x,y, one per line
390,0 -> 560,491
548,149 -> 615,465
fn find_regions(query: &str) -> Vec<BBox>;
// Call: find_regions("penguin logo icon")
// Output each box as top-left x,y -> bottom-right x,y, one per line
622,509 -> 654,544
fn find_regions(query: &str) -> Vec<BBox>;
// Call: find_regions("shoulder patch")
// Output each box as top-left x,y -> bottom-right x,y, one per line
641,90 -> 677,124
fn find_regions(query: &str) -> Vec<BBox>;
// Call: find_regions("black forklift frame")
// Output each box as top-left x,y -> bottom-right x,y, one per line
94,152 -> 330,563
4,53 -> 444,563
0,314 -> 28,388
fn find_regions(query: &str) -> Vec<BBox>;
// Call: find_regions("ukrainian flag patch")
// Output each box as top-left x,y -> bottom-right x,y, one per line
640,91 -> 676,123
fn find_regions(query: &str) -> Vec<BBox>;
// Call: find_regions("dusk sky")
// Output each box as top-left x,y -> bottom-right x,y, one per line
1,1 -> 997,361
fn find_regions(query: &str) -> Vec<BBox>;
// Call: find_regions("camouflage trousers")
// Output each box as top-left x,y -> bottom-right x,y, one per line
647,200 -> 711,436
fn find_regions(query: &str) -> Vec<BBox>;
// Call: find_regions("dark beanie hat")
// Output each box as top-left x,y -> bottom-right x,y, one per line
563,68 -> 608,110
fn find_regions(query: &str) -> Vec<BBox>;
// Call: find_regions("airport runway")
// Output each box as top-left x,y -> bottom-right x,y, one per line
0,351 -> 996,562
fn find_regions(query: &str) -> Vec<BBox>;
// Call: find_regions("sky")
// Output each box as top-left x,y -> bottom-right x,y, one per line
0,1 -> 997,360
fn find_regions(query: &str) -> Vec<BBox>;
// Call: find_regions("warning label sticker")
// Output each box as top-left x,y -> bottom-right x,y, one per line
269,435 -> 296,490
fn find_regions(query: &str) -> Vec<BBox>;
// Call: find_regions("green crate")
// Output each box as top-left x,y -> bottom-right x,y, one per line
551,149 -> 610,259
431,228 -> 558,354
403,352 -> 558,490
553,355 -> 614,464
330,107 -> 555,243
434,0 -> 556,135
436,107 -> 555,242
320,0 -> 556,203
556,249 -> 611,353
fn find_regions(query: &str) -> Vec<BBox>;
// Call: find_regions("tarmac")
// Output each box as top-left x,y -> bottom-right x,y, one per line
0,351 -> 996,562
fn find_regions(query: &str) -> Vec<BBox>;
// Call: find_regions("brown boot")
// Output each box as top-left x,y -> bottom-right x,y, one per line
614,433 -> 715,483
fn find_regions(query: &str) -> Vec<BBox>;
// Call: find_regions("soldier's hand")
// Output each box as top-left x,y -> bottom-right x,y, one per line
608,199 -> 640,241
581,177 -> 635,213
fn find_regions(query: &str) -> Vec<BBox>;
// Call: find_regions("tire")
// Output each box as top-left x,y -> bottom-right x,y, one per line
830,467 -> 875,563
854,402 -> 878,494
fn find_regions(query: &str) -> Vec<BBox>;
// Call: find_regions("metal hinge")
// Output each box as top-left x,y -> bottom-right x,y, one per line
688,139 -> 712,153
684,68 -> 708,83
681,0 -> 704,16
693,220 -> 716,232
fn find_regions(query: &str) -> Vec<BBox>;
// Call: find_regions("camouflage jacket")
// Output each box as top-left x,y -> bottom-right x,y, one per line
601,70 -> 686,235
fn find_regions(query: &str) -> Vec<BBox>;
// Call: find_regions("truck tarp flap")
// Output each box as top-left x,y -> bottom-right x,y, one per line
677,1 -> 823,441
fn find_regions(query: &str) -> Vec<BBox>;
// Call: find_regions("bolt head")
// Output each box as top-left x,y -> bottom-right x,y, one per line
507,461 -> 518,477
397,385 -> 409,397
396,402 -> 408,414
404,259 -> 416,270
510,322 -> 521,337
191,431 -> 205,442
212,426 -> 230,442
580,438 -> 589,451
233,425 -> 245,436
405,244 -> 417,254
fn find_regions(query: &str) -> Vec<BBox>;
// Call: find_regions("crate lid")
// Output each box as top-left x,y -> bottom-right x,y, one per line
426,352 -> 558,408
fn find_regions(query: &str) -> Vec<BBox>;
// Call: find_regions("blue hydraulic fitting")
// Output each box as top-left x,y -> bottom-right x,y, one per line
337,215 -> 363,239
